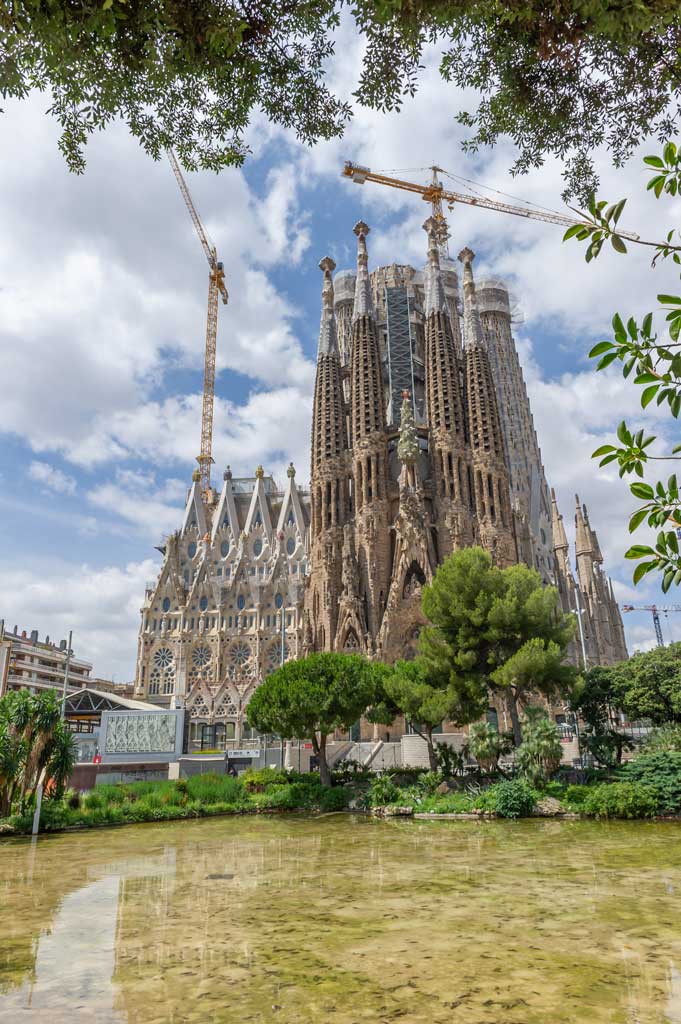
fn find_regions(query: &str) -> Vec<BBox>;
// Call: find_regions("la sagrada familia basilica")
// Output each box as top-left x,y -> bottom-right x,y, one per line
134,218 -> 628,747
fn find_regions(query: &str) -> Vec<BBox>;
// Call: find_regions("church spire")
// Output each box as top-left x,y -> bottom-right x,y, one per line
551,488 -> 569,556
458,246 -> 485,348
423,216 -> 447,316
350,221 -> 384,440
311,255 -> 347,479
318,256 -> 338,356
574,495 -> 593,559
352,221 -> 374,321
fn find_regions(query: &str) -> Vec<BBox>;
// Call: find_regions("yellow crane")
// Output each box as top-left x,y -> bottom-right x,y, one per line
167,149 -> 229,498
342,161 -> 639,258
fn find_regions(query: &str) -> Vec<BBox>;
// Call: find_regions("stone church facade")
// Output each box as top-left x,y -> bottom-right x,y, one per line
303,217 -> 627,674
134,216 -> 626,741
133,466 -> 310,748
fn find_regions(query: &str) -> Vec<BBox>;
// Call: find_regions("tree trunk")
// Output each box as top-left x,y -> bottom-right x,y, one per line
317,733 -> 331,787
425,727 -> 439,772
506,691 -> 522,747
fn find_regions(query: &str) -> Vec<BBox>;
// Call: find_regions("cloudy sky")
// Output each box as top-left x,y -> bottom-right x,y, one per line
1,23 -> 680,679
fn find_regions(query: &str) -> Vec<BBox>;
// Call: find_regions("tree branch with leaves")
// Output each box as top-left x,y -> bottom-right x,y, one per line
565,142 -> 681,589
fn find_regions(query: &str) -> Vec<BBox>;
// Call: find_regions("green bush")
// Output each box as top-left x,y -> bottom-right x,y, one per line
582,781 -> 658,819
483,780 -> 536,819
621,751 -> 681,814
368,775 -> 400,807
319,786 -> 350,812
563,784 -> 591,808
241,767 -> 290,792
644,724 -> 681,753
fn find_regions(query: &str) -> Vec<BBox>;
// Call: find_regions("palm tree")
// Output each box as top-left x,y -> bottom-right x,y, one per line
468,721 -> 513,774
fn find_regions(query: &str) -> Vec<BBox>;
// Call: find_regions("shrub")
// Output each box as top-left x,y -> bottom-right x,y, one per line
418,770 -> 444,795
644,725 -> 681,754
483,780 -> 536,819
66,790 -> 81,810
582,782 -> 658,819
241,767 -> 290,792
319,786 -> 350,812
368,775 -> 400,807
621,751 -> 681,814
563,784 -> 591,808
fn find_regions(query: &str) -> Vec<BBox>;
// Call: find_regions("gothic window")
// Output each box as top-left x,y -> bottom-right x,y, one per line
343,630 -> 359,651
237,594 -> 246,611
150,647 -> 175,695
275,593 -> 284,609
188,645 -> 212,685
287,511 -> 294,525
253,538 -> 263,556
162,597 -> 171,612
199,596 -> 208,611
188,542 -> 197,558
214,694 -> 238,717
191,695 -> 210,717
254,510 -> 262,526
286,537 -> 296,555
221,540 -> 230,557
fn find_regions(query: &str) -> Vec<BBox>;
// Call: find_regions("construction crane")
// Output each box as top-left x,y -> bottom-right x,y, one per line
621,605 -> 681,648
167,149 -> 228,498
342,162 -> 640,259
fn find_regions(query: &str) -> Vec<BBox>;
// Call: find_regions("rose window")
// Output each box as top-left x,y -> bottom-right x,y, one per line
150,647 -> 175,695
227,641 -> 252,678
188,645 -> 212,685
267,642 -> 290,672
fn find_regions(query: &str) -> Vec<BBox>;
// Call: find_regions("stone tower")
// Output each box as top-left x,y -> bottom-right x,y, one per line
305,222 -> 518,663
305,218 -> 627,671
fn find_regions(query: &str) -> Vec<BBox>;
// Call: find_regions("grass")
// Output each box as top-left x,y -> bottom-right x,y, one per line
0,771 -> 354,836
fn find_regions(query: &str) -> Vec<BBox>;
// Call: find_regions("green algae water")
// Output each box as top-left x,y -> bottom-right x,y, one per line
2,816 -> 681,1023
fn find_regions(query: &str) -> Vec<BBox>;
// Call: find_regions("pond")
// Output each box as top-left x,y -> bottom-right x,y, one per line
1,815 -> 681,1023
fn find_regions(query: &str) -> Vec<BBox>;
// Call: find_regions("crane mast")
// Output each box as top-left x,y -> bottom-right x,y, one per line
167,150 -> 228,498
342,162 -> 640,249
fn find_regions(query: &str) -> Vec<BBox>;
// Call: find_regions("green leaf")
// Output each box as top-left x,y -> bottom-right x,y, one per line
597,352 -> 619,370
644,156 -> 665,168
625,544 -> 655,559
657,294 -> 681,305
630,482 -> 655,499
642,312 -> 653,336
611,234 -> 627,254
592,444 -> 616,457
612,312 -> 626,339
655,178 -> 666,199
589,341 -> 614,357
665,142 -> 678,165
641,383 -> 661,408
633,561 -> 655,584
629,508 -> 649,532
563,224 -> 584,241
599,453 -> 619,467
617,420 -> 631,444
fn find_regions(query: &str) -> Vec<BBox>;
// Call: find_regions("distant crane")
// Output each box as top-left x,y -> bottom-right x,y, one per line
342,161 -> 639,260
167,150 -> 228,498
621,605 -> 681,648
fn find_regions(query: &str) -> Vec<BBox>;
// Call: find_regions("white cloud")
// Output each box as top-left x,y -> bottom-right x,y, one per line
0,558 -> 157,680
28,460 -> 77,495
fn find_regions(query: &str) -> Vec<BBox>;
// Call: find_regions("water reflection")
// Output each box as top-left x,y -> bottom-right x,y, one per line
1,817 -> 681,1022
